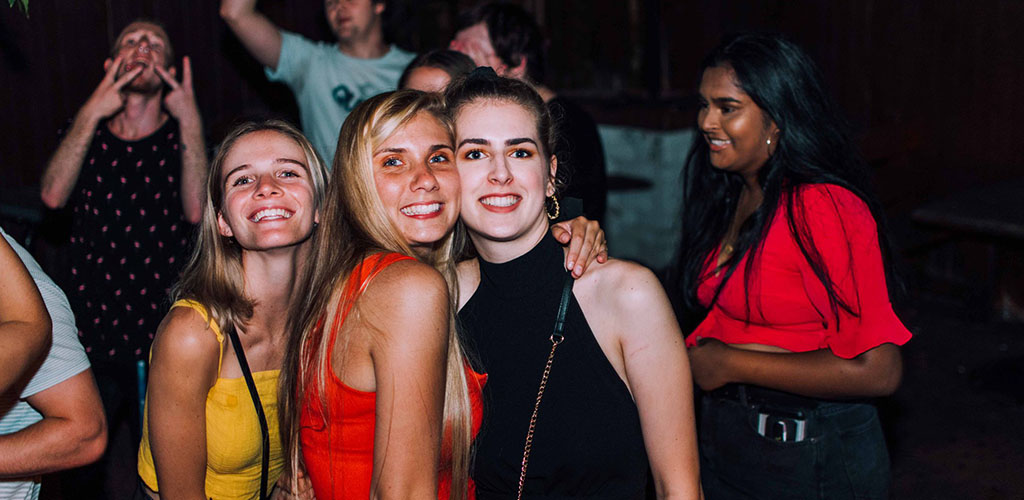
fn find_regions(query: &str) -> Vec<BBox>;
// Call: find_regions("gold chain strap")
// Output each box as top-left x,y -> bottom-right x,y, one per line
516,334 -> 563,500
516,271 -> 574,500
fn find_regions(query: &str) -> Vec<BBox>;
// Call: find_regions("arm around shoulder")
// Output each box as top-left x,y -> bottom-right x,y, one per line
146,306 -> 222,500
361,260 -> 449,498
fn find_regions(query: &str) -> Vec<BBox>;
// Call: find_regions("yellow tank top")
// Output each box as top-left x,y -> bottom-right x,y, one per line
137,300 -> 284,500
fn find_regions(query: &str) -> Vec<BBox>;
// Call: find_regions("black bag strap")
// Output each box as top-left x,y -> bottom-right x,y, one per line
516,270 -> 574,500
552,270 -> 574,342
226,327 -> 270,500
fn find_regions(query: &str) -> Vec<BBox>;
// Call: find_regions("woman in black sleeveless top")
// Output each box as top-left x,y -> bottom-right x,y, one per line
447,70 -> 701,499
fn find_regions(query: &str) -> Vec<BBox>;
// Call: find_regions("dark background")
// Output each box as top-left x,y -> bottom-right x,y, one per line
2,1 -> 1024,498
2,0 -> 1022,208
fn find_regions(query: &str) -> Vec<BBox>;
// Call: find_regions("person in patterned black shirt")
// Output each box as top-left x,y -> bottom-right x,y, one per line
39,19 -> 206,497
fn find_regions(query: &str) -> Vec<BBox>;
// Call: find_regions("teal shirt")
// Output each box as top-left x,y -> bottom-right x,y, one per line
266,31 -> 416,165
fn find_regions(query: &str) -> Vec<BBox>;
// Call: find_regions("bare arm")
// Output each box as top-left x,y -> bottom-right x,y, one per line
220,0 -> 284,70
0,237 -> 50,393
688,339 -> 902,399
147,307 -> 221,500
612,265 -> 701,499
41,55 -> 143,208
362,261 -> 447,499
0,370 -> 107,477
156,58 -> 207,223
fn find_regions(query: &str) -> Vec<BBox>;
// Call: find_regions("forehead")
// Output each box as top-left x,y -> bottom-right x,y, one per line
404,67 -> 452,92
223,131 -> 306,173
699,65 -> 748,97
377,112 -> 451,152
455,99 -> 537,139
115,22 -> 170,47
456,23 -> 492,45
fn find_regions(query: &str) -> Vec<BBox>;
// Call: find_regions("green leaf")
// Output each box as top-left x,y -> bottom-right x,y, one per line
9,0 -> 28,17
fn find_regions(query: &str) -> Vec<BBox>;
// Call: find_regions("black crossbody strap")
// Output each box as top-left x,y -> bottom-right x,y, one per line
226,327 -> 270,500
552,270 -> 574,342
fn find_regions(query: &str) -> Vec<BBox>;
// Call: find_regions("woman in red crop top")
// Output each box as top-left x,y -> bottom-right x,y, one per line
673,34 -> 912,499
278,90 -> 606,500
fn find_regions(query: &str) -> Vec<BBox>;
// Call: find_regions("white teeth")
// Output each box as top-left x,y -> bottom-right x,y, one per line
710,139 -> 730,146
481,195 -> 519,207
251,208 -> 292,222
401,203 -> 441,216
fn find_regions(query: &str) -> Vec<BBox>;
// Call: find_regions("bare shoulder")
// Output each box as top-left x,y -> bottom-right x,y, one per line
361,259 -> 450,318
575,257 -> 667,310
150,305 -> 222,373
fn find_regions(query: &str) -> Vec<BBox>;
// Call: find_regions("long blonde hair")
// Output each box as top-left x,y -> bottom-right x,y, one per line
172,120 -> 327,334
281,90 -> 472,500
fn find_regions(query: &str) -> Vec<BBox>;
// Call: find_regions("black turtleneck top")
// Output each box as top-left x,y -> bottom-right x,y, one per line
458,233 -> 649,499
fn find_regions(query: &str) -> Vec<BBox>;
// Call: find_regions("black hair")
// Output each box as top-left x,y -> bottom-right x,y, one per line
457,2 -> 545,83
398,49 -> 476,90
672,33 -> 899,327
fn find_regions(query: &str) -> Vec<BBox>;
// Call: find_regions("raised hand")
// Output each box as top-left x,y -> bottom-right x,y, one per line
82,55 -> 144,121
155,56 -> 200,125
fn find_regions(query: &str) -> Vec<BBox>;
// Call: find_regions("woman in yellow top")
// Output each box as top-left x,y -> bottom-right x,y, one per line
137,120 -> 327,499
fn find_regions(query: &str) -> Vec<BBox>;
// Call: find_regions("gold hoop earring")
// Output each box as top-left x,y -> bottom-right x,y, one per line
546,195 -> 560,220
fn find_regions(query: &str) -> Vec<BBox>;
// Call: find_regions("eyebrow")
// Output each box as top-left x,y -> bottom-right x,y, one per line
507,138 -> 538,147
457,138 -> 489,149
223,158 -> 307,180
710,96 -> 743,105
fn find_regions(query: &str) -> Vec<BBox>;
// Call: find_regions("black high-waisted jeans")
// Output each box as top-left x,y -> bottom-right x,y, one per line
699,385 -> 891,500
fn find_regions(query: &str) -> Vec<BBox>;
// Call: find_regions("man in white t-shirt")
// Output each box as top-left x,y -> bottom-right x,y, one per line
0,228 -> 106,500
221,0 -> 415,164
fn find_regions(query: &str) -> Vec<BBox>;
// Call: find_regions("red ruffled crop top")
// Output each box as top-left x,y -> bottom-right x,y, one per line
685,184 -> 912,358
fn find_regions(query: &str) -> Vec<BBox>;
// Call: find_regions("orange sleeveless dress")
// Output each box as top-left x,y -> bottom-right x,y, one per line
299,253 -> 485,500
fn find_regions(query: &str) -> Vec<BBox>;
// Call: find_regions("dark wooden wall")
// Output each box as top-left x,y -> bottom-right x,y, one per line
2,0 -> 1022,212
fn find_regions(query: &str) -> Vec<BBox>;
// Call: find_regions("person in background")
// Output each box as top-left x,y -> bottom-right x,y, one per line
447,69 -> 700,499
450,2 -> 607,223
221,0 -> 416,164
673,33 -> 911,499
0,228 -> 107,500
38,18 -> 206,498
137,120 -> 326,499
398,49 -> 476,93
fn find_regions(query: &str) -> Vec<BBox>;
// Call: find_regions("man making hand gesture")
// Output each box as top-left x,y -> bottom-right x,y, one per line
39,19 -> 207,499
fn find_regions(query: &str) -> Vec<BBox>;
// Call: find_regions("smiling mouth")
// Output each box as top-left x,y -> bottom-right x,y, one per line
401,203 -> 442,216
480,195 -> 521,207
250,208 -> 293,222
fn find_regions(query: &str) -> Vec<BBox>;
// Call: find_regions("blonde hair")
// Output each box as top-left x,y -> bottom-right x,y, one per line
172,119 -> 327,335
281,90 -> 472,500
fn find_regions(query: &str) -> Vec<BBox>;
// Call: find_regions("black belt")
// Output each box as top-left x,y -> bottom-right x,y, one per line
707,384 -> 822,411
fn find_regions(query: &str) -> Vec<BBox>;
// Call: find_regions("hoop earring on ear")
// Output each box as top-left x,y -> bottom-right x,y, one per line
546,195 -> 560,220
